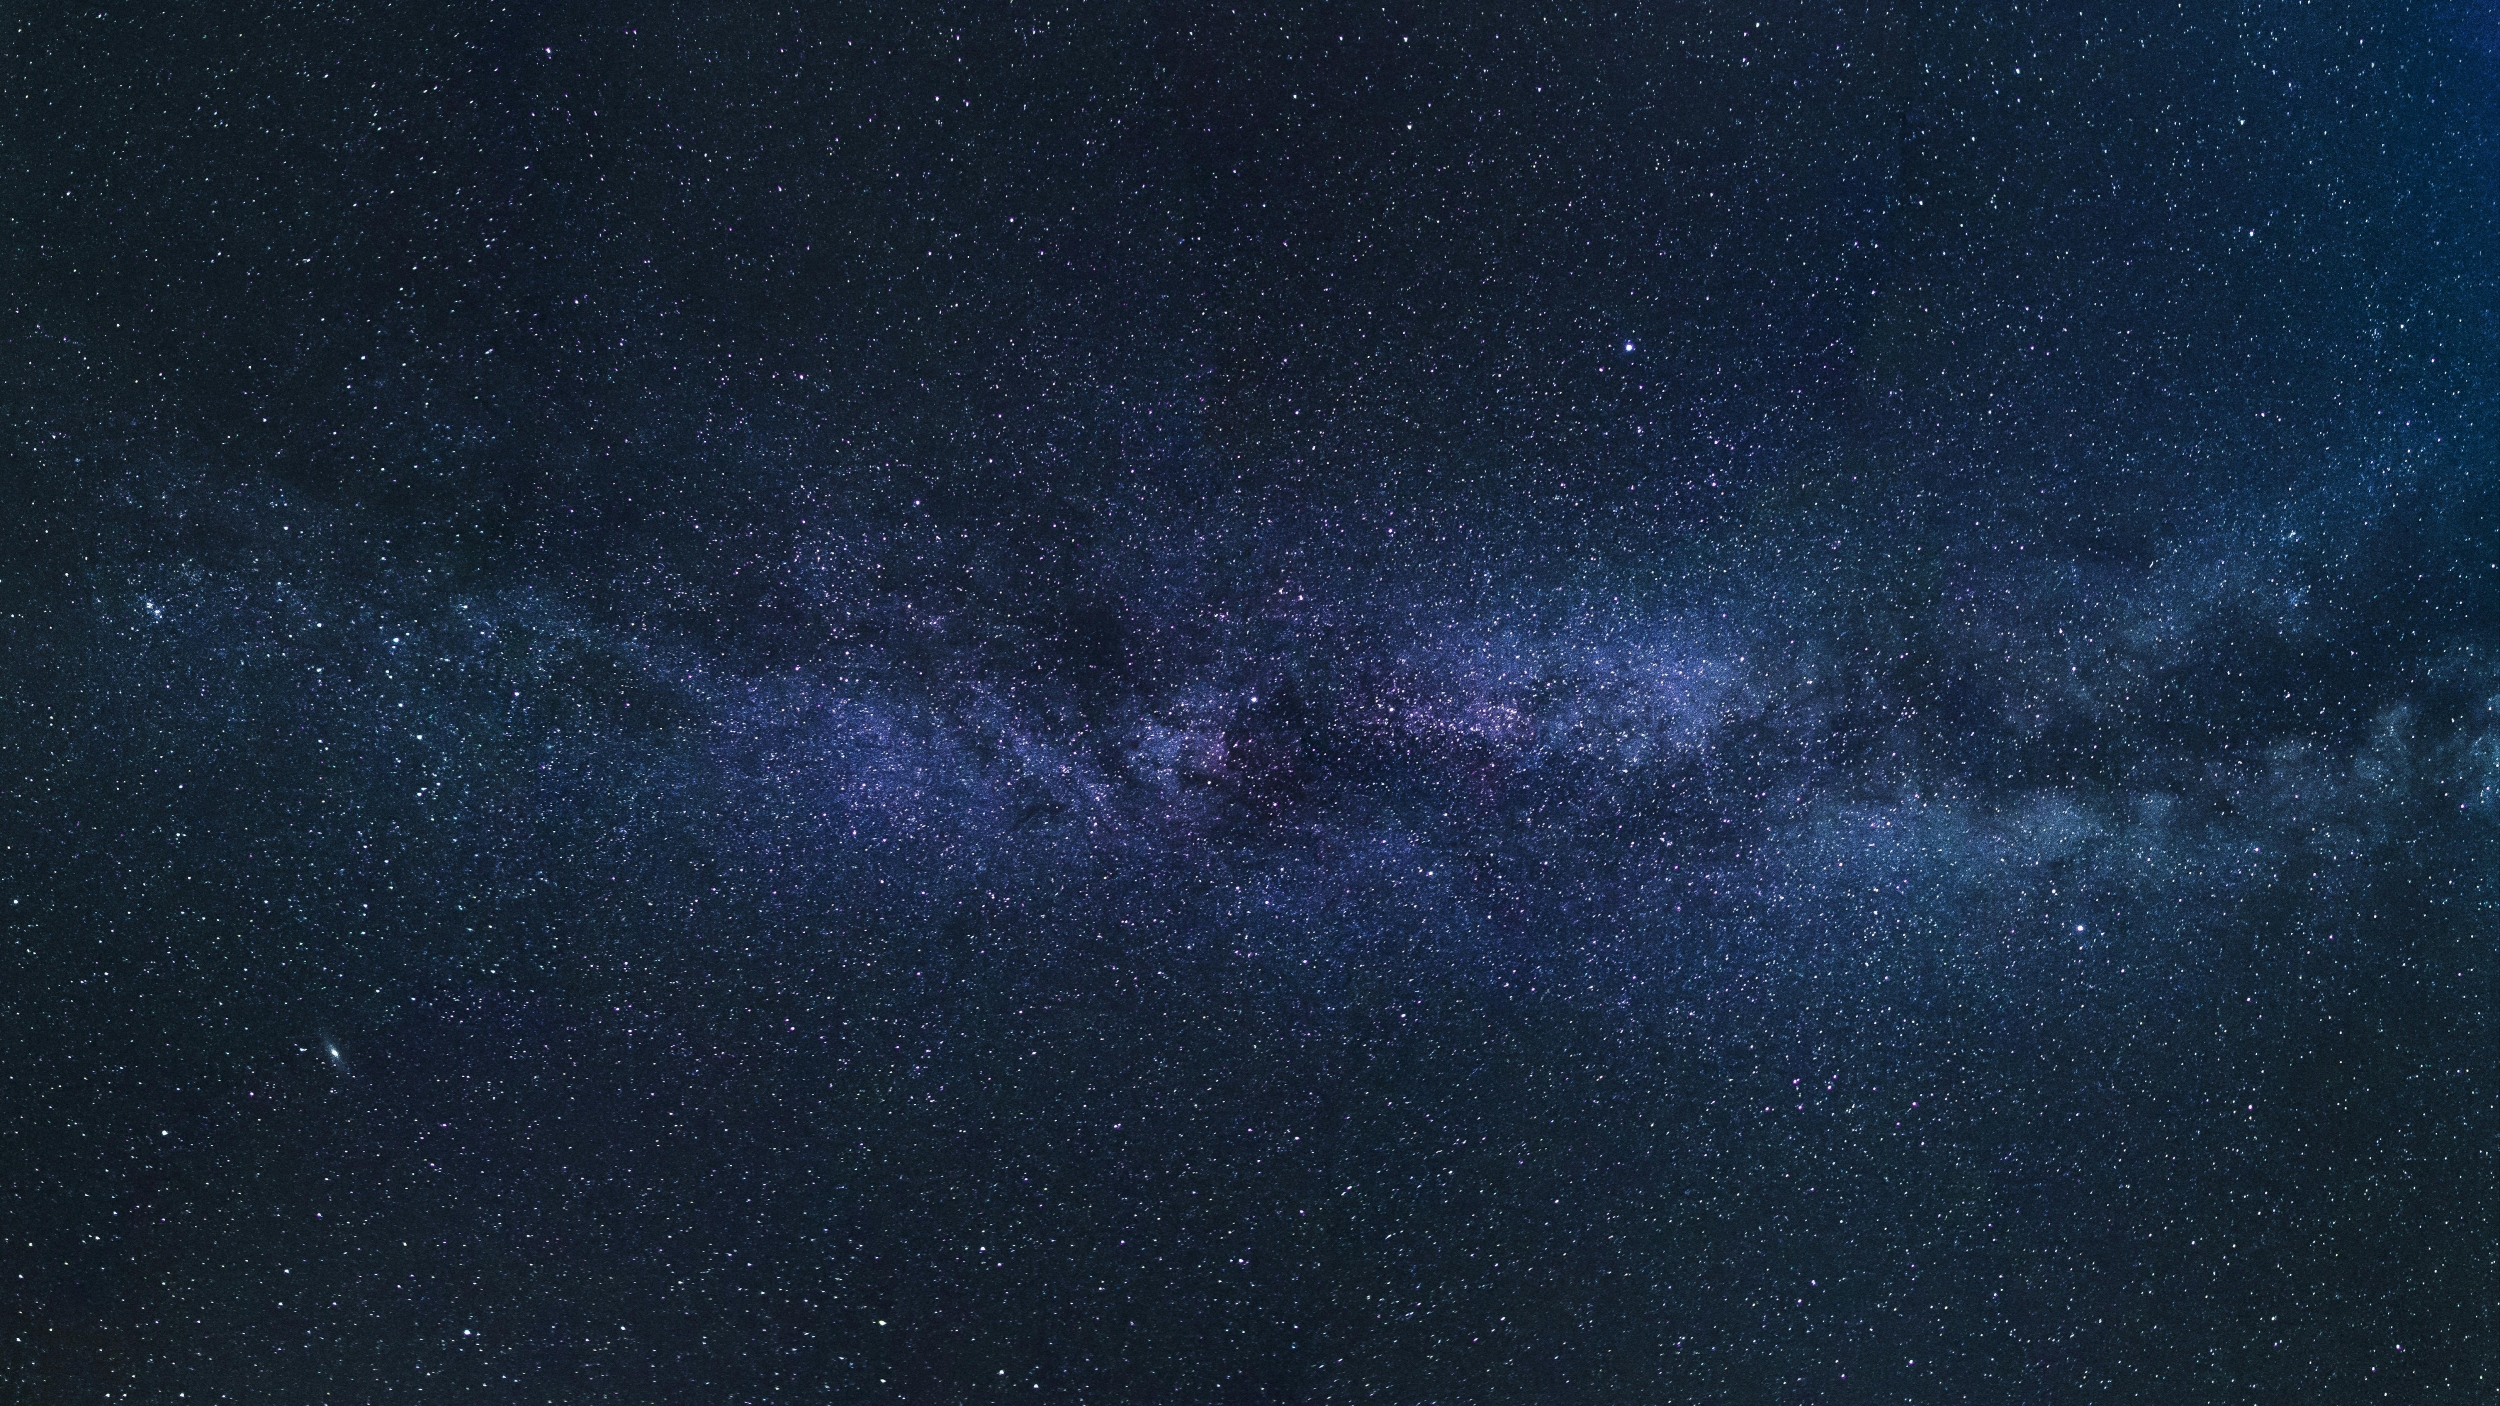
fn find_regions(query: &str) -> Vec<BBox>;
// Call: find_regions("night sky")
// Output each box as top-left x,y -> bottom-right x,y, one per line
7,2 -> 2500,1400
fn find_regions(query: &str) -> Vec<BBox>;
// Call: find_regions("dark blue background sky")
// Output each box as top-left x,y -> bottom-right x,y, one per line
7,1 -> 2500,1399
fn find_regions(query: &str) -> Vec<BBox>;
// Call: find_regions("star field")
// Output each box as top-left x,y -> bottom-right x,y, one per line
6,1 -> 2500,1400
